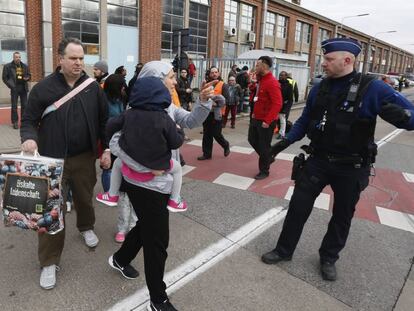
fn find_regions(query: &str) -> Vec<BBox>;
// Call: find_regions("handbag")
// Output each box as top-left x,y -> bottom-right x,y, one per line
0,152 -> 65,234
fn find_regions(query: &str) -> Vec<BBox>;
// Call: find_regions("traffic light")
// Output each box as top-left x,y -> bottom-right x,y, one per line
173,28 -> 190,53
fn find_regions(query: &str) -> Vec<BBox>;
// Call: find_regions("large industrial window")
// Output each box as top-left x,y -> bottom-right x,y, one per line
276,15 -> 287,39
295,21 -> 311,44
295,21 -> 301,42
0,0 -> 26,53
317,28 -> 330,47
240,3 -> 254,32
303,23 -> 312,44
265,12 -> 275,36
61,0 -> 100,55
188,1 -> 209,57
224,0 -> 237,29
107,0 -> 138,26
161,0 -> 184,58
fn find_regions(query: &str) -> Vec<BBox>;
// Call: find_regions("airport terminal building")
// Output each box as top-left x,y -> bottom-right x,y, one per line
0,0 -> 413,102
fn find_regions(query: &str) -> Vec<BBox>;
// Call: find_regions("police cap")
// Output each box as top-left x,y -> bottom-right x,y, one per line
321,37 -> 362,57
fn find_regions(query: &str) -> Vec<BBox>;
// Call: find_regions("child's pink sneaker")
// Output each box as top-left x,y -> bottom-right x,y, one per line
167,197 -> 188,212
115,232 -> 125,243
96,192 -> 119,207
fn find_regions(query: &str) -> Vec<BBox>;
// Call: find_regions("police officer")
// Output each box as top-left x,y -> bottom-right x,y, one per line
261,38 -> 414,281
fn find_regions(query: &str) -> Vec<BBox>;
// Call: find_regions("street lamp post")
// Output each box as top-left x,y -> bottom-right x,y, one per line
333,13 -> 370,37
363,30 -> 397,74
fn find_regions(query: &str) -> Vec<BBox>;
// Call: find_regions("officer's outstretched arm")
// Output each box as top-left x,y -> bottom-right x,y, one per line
379,102 -> 413,128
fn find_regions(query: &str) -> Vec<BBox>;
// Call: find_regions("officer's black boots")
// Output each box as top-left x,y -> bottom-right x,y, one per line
261,250 -> 292,264
320,261 -> 337,281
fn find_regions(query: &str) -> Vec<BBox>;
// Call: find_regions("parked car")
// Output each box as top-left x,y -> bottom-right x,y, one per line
388,77 -> 399,90
309,74 -> 324,86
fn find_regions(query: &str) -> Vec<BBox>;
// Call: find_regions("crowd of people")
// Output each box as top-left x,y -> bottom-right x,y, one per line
1,35 -> 413,311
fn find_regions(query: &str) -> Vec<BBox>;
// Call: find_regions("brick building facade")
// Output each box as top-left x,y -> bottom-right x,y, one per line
0,0 -> 413,103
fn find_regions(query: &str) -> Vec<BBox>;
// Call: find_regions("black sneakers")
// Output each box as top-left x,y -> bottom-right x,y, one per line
224,146 -> 230,157
254,172 -> 269,180
261,249 -> 292,264
320,261 -> 337,281
108,255 -> 139,280
197,155 -> 211,161
147,299 -> 178,311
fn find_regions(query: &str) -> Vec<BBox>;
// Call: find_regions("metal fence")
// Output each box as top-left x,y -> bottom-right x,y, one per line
189,58 -> 310,101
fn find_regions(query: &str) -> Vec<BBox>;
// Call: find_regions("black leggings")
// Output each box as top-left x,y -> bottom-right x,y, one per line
114,182 -> 170,303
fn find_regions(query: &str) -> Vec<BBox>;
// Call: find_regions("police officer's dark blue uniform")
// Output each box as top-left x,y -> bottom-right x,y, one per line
261,38 -> 414,281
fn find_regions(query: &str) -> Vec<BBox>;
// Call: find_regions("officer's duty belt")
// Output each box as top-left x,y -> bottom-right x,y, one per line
312,152 -> 363,166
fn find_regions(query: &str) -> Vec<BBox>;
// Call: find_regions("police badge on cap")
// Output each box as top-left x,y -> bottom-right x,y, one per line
321,38 -> 362,57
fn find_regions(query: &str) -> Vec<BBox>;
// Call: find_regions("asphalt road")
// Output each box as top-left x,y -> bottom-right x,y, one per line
1,88 -> 414,311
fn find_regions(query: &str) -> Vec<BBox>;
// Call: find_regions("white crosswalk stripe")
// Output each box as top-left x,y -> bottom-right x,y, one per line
284,186 -> 331,211
182,165 -> 196,176
402,172 -> 414,183
376,206 -> 414,233
213,173 -> 255,190
229,145 -> 255,154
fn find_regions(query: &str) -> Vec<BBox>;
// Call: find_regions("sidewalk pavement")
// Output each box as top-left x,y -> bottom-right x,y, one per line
0,88 -> 412,310
0,124 -> 21,154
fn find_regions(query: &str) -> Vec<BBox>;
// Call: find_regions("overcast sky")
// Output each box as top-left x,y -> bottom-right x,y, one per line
300,0 -> 414,54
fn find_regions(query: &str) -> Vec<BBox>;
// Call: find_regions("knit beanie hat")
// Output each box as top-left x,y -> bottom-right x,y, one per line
93,60 -> 108,73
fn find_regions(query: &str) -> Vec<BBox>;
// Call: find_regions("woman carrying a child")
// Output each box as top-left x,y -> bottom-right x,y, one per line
105,61 -> 218,311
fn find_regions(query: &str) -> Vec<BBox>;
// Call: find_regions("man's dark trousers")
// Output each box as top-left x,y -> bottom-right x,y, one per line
11,84 -> 27,124
202,113 -> 229,158
274,156 -> 370,263
38,151 -> 97,267
248,118 -> 276,175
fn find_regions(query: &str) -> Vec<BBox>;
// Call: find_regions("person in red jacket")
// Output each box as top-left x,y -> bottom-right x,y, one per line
248,56 -> 282,180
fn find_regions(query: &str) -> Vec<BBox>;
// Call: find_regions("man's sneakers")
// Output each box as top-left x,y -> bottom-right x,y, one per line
320,261 -> 337,281
40,264 -> 59,290
80,230 -> 99,248
108,255 -> 139,279
197,155 -> 211,161
147,299 -> 178,311
261,249 -> 292,265
254,172 -> 269,180
96,192 -> 119,207
224,146 -> 231,157
167,197 -> 188,213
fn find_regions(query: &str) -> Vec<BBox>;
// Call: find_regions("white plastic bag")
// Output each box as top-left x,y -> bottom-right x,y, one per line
0,152 -> 64,234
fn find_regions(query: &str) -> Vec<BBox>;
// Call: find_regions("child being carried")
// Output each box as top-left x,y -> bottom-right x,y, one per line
96,76 -> 187,212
